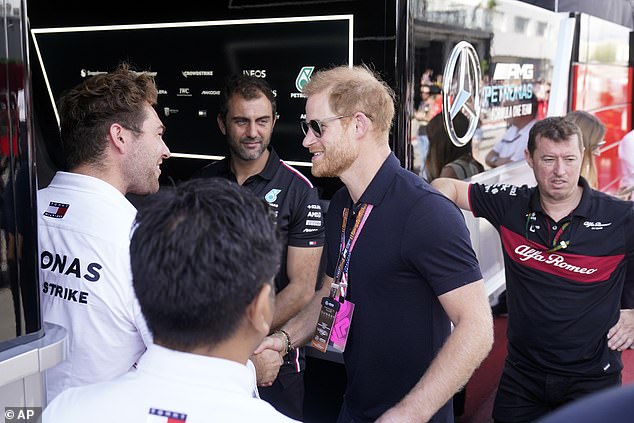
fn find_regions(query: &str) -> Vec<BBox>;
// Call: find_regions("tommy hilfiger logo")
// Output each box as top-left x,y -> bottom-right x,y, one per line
583,221 -> 612,230
44,202 -> 69,218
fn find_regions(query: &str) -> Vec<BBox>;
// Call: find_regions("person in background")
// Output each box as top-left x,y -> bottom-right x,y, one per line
564,110 -> 606,189
432,117 -> 634,422
38,63 -> 170,403
413,83 -> 442,178
617,129 -> 634,201
424,112 -> 484,182
486,95 -> 539,168
43,178 -> 298,422
258,64 -> 493,423
193,74 -> 324,420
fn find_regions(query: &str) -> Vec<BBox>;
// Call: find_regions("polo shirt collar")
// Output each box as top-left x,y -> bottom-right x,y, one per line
221,147 -> 279,182
530,176 -> 592,219
356,153 -> 400,207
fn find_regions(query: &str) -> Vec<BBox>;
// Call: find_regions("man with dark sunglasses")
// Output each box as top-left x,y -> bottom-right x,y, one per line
257,65 -> 493,423
193,74 -> 324,421
433,117 -> 634,422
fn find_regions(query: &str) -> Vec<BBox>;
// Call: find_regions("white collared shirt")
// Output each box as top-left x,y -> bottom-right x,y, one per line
38,172 -> 152,404
493,119 -> 537,162
43,345 -> 298,423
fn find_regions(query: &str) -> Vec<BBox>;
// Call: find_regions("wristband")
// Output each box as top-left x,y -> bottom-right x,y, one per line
275,329 -> 292,355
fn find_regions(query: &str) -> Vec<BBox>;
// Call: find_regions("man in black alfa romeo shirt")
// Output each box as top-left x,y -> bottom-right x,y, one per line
433,117 -> 634,422
194,74 -> 324,421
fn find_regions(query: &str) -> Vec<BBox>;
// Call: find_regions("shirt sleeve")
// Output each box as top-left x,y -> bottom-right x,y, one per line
404,193 -> 482,296
286,185 -> 325,248
469,182 -> 526,229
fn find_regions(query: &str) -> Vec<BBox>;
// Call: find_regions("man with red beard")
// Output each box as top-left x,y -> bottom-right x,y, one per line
256,65 -> 493,423
194,74 -> 324,421
432,117 -> 634,422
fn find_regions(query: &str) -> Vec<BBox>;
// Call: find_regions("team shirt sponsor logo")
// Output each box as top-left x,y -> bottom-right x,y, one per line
40,250 -> 102,281
42,282 -> 89,304
307,211 -> 321,218
40,251 -> 103,305
306,220 -> 322,227
307,204 -> 321,210
483,183 -> 518,196
265,189 -> 282,203
44,201 -> 69,218
303,228 -> 320,233
500,227 -> 624,283
583,221 -> 612,230
147,408 -> 187,422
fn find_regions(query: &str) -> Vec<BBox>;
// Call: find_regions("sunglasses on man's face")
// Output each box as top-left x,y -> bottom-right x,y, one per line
300,114 -> 353,138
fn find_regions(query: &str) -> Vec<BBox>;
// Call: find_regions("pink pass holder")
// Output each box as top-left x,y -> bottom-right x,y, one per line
310,296 -> 355,353
330,299 -> 354,352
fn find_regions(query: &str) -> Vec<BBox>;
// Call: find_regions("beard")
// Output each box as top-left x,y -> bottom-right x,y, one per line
228,136 -> 270,161
311,135 -> 358,177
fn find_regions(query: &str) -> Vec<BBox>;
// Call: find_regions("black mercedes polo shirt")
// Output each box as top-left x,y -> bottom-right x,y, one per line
194,148 -> 325,293
469,177 -> 634,376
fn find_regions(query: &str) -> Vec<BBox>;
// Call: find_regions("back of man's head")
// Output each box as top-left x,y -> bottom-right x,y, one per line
58,62 -> 158,170
302,65 -> 395,136
218,74 -> 276,121
130,178 -> 282,352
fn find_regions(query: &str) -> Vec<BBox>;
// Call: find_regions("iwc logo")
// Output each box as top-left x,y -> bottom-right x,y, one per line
441,41 -> 481,147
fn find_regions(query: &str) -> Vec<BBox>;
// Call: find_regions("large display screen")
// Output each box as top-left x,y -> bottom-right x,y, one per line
31,16 -> 353,170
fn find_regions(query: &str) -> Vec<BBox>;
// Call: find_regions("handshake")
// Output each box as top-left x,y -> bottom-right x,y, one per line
251,331 -> 292,386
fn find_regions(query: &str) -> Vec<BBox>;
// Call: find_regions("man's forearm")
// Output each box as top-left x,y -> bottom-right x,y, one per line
271,282 -> 313,330
283,280 -> 330,348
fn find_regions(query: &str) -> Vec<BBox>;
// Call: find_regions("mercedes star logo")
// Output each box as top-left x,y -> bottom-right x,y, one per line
442,41 -> 481,147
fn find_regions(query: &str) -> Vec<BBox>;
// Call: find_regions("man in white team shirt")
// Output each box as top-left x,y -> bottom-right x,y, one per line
44,178 -> 297,422
38,63 -> 170,403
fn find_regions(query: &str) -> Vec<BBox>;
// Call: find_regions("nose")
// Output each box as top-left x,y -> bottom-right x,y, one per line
553,158 -> 566,175
302,131 -> 316,148
246,122 -> 258,139
161,140 -> 171,159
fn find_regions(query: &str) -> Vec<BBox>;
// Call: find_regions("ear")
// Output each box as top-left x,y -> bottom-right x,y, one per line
351,112 -> 371,139
109,123 -> 127,154
245,283 -> 274,337
525,148 -> 534,169
217,114 -> 227,135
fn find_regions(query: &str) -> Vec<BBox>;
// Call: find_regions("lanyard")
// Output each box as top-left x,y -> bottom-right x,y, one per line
524,211 -> 572,253
549,221 -> 571,252
333,203 -> 373,301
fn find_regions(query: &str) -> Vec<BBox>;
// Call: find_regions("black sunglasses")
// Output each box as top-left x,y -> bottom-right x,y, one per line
300,114 -> 353,138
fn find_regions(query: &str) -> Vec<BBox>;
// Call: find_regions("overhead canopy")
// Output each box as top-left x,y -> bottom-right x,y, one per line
523,0 -> 634,29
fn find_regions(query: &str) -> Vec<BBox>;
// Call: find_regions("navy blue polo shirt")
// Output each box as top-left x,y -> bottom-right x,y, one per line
325,153 -> 482,423
469,178 -> 634,376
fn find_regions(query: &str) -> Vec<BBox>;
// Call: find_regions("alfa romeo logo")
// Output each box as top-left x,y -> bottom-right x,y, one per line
442,41 -> 481,147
